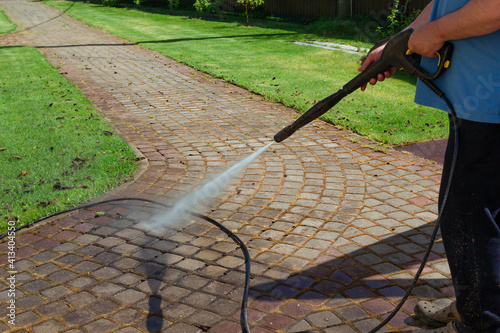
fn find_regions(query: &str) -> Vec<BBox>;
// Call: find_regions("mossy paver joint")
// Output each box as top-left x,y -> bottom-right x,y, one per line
0,1 -> 453,332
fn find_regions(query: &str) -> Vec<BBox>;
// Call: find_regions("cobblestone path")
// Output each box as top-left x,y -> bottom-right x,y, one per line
0,1 -> 452,332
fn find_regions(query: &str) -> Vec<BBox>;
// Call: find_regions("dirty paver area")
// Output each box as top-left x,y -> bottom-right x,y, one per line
0,1 -> 452,332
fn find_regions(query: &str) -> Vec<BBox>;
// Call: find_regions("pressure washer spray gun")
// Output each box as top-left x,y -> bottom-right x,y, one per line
274,28 -> 453,143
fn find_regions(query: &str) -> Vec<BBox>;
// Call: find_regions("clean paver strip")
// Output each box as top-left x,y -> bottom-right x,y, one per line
0,1 -> 452,332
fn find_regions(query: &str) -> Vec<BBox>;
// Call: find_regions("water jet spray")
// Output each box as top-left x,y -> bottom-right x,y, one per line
151,142 -> 274,230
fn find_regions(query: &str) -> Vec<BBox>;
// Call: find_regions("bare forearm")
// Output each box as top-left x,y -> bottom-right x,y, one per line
409,0 -> 500,56
430,0 -> 500,40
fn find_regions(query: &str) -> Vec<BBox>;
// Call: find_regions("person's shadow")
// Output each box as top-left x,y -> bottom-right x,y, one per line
145,275 -> 164,332
250,220 -> 452,317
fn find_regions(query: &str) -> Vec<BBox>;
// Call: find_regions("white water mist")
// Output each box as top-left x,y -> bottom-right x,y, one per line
150,142 -> 274,230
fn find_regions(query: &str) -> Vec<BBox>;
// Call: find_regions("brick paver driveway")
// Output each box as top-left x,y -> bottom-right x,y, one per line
0,1 -> 453,332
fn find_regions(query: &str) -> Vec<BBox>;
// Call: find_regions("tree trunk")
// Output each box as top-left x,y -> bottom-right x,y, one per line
245,3 -> 249,26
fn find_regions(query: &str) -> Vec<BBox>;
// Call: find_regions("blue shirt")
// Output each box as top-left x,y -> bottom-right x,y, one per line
414,0 -> 500,123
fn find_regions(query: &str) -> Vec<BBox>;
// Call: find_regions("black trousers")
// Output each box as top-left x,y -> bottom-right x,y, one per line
439,115 -> 500,333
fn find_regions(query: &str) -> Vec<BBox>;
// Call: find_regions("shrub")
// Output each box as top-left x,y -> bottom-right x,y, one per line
168,0 -> 180,11
194,0 -> 225,16
377,0 -> 421,39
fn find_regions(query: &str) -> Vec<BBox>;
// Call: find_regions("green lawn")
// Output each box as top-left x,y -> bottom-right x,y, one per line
46,1 -> 449,145
0,9 -> 16,34
0,46 -> 138,231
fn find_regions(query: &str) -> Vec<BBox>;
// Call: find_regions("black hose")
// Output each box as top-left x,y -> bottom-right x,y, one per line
368,78 -> 459,333
0,197 -> 251,333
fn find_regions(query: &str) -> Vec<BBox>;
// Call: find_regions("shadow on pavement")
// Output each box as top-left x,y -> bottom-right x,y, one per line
250,220 -> 451,303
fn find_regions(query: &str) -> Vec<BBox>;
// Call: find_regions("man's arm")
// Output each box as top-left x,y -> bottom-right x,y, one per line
359,0 -> 500,90
409,0 -> 500,57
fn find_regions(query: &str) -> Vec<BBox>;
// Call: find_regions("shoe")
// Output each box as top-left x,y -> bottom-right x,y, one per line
412,322 -> 459,332
414,300 -> 461,328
